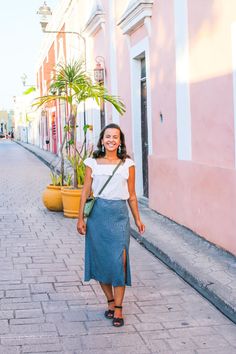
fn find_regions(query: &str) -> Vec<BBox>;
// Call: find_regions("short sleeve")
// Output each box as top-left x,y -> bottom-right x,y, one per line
125,158 -> 135,168
84,157 -> 95,169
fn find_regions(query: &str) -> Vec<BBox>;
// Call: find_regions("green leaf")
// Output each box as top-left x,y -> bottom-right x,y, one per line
32,60 -> 126,188
68,139 -> 74,145
64,125 -> 70,132
83,125 -> 90,133
23,86 -> 36,95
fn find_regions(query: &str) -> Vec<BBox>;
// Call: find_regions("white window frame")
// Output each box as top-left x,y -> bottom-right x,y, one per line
130,37 -> 152,196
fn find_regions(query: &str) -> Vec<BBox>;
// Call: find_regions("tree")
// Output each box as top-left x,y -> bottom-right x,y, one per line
33,60 -> 126,187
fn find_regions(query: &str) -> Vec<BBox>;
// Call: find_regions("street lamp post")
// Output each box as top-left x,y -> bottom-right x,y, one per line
37,2 -> 86,70
37,1 -> 87,142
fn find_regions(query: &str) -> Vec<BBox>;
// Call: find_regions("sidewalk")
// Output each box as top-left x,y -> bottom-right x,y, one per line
1,138 -> 235,354
16,140 -> 236,324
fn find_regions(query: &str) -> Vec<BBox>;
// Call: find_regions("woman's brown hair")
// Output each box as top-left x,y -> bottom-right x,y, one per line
93,123 -> 130,160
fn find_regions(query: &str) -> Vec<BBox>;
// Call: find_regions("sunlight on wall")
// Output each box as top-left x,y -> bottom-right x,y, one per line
189,1 -> 236,83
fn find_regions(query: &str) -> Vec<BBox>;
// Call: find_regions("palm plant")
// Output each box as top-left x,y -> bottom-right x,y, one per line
33,60 -> 125,187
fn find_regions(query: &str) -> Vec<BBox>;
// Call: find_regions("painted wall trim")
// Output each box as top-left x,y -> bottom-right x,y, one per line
174,0 -> 192,161
84,9 -> 105,37
130,37 -> 152,195
109,0 -> 119,124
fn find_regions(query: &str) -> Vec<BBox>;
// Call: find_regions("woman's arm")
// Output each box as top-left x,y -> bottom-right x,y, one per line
127,166 -> 145,234
77,166 -> 93,235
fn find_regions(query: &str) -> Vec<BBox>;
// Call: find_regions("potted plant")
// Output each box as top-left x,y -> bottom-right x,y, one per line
42,170 -> 72,211
62,126 -> 93,217
34,60 -> 125,217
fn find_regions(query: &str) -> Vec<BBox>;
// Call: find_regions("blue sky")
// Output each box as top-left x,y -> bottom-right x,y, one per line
0,0 -> 58,110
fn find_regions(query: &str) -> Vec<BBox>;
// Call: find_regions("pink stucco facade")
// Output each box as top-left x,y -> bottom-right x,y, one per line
36,0 -> 236,255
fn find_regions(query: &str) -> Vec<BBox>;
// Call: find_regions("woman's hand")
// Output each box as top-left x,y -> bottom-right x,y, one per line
135,219 -> 145,234
77,219 -> 86,235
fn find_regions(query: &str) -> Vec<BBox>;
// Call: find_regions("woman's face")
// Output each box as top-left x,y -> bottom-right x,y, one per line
102,128 -> 121,153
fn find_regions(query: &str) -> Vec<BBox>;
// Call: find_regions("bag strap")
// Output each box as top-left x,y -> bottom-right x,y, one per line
97,159 -> 123,196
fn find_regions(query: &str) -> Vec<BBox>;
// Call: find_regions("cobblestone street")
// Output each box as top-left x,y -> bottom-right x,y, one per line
0,139 -> 235,354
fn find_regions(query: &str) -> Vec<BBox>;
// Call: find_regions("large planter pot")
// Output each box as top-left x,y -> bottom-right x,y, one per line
61,186 -> 83,218
42,185 -> 63,212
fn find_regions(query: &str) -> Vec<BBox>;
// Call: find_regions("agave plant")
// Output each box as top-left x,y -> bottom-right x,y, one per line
33,60 -> 126,187
49,171 -> 72,187
50,171 -> 62,186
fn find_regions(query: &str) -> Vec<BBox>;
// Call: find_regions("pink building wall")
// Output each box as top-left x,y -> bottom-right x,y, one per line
150,0 -> 177,159
36,0 -> 236,255
108,0 -> 236,255
189,0 -> 236,167
147,0 -> 236,255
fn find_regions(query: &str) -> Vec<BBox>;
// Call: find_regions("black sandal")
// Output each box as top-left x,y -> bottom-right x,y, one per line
112,306 -> 124,327
104,299 -> 115,319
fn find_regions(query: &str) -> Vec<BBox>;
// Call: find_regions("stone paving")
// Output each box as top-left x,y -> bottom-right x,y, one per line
0,139 -> 235,354
16,140 -> 236,323
129,204 -> 236,322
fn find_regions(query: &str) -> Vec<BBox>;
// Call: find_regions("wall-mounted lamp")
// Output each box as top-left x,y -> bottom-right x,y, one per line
94,56 -> 105,83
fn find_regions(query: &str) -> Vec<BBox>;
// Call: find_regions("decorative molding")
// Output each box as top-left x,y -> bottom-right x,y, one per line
84,1 -> 105,37
117,0 -> 153,35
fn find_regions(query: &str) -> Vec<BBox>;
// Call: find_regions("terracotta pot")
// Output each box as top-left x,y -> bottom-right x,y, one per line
61,186 -> 83,218
42,185 -> 63,211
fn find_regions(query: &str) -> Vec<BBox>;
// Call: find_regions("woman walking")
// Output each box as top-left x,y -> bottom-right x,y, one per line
77,123 -> 145,327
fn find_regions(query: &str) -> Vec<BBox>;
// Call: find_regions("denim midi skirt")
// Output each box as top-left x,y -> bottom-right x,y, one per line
84,198 -> 131,286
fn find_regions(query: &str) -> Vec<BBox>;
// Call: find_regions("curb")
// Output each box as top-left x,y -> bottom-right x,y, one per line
14,140 -> 72,175
130,227 -> 236,324
14,140 -> 53,169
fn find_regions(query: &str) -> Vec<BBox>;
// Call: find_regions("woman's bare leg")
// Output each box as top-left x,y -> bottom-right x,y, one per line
114,286 -> 125,318
99,283 -> 114,310
114,249 -> 127,320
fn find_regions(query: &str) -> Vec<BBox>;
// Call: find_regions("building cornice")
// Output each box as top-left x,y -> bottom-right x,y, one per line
84,9 -> 105,36
117,0 -> 154,35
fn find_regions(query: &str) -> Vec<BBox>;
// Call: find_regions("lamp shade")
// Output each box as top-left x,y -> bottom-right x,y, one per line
37,2 -> 52,31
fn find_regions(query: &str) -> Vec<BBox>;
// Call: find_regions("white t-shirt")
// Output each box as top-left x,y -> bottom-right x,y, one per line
84,157 -> 135,200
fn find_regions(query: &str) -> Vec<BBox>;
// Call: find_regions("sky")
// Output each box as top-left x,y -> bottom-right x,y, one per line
0,0 -> 58,111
